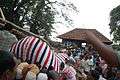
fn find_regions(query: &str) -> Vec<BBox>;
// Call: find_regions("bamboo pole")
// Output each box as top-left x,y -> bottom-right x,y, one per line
0,18 -> 51,46
0,8 -> 5,20
0,8 -> 6,26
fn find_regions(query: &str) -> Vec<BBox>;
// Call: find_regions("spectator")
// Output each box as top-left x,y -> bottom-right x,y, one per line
61,61 -> 77,80
87,56 -> 94,70
40,66 -> 47,73
47,70 -> 59,80
59,62 -> 66,80
84,56 -> 91,74
68,54 -> 76,65
47,66 -> 59,80
0,50 -> 16,80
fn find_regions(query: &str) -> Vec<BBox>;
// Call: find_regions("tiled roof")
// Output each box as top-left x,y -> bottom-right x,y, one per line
57,28 -> 112,44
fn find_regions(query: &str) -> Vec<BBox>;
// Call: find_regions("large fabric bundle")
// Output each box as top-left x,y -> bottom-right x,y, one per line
10,36 -> 68,72
10,36 -> 59,71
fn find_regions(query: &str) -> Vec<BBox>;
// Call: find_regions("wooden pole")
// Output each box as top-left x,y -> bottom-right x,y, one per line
0,18 -> 51,46
0,8 -> 5,20
0,8 -> 6,26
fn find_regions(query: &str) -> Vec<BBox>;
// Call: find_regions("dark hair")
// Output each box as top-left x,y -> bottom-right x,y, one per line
47,70 -> 58,80
0,50 -> 16,75
90,70 -> 100,80
35,62 -> 41,69
48,66 -> 54,71
68,52 -> 71,57
60,62 -> 65,70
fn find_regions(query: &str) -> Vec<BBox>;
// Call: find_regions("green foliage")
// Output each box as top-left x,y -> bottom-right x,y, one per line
112,44 -> 120,51
109,5 -> 120,50
0,0 -> 78,40
109,5 -> 120,42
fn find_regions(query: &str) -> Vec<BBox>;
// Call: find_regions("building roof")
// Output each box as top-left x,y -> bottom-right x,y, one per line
57,28 -> 112,44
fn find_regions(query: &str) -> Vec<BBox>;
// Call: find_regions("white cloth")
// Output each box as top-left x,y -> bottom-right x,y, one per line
99,75 -> 106,80
84,59 -> 90,72
37,73 -> 48,80
16,68 -> 23,79
25,71 -> 36,80
88,59 -> 94,66
69,56 -> 76,63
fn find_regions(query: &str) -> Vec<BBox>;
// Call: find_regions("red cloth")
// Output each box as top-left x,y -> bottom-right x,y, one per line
62,66 -> 76,79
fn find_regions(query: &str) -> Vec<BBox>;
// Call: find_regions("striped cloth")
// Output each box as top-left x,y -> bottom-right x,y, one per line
55,53 -> 69,63
10,36 -> 59,72
54,53 -> 69,72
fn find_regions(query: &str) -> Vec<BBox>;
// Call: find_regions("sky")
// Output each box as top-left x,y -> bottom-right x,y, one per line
51,0 -> 120,41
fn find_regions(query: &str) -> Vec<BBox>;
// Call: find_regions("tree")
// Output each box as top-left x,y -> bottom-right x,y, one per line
109,5 -> 120,50
0,0 -> 55,39
0,0 -> 78,40
52,0 -> 79,27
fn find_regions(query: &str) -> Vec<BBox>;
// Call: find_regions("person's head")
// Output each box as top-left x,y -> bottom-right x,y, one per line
0,50 -> 16,79
60,62 -> 65,70
65,58 -> 68,63
79,55 -> 84,60
88,55 -> 92,59
42,66 -> 47,70
47,70 -> 59,80
48,66 -> 54,71
67,51 -> 71,57
35,62 -> 41,70
37,73 -> 48,80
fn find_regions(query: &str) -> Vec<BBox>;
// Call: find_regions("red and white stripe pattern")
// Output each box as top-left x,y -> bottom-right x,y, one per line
10,36 -> 59,72
54,53 -> 69,72
55,53 -> 69,63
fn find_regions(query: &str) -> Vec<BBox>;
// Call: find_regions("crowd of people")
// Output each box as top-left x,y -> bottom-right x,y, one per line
0,49 -> 77,80
70,47 -> 120,80
0,46 -> 120,80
